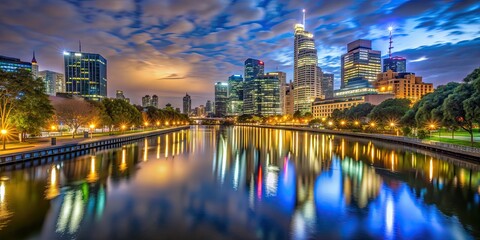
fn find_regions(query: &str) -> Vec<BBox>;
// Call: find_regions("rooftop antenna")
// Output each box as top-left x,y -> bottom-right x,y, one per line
388,26 -> 393,58
302,9 -> 306,27
79,40 -> 82,52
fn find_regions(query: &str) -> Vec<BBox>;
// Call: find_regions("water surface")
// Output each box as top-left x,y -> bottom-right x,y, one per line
0,126 -> 479,239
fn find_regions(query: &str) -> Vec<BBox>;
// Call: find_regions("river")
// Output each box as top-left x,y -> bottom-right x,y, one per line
0,126 -> 479,239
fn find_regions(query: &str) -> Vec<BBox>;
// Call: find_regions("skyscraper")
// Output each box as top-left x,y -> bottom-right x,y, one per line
31,51 -> 38,79
243,73 -> 281,116
293,14 -> 320,113
321,73 -> 334,99
205,100 -> 213,115
244,58 -> 264,82
214,82 -> 228,117
267,71 -> 286,114
39,70 -> 64,96
64,50 -> 107,100
183,93 -> 191,115
151,95 -> 158,108
0,55 -> 31,72
227,75 -> 244,116
116,90 -> 125,99
341,39 -> 381,88
383,56 -> 406,73
142,95 -> 151,107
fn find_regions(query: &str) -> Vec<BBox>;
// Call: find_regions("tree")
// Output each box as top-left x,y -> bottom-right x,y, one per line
102,98 -> 142,130
443,83 -> 475,145
293,110 -> 302,119
463,67 -> 480,126
51,96 -> 97,138
0,69 -> 54,141
368,98 -> 411,126
344,103 -> 374,122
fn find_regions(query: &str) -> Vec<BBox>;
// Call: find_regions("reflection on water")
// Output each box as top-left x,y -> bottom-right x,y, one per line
0,126 -> 479,239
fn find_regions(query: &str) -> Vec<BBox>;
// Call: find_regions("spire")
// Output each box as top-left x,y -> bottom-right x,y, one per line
302,9 -> 306,28
79,40 -> 82,52
31,51 -> 37,64
388,26 -> 393,58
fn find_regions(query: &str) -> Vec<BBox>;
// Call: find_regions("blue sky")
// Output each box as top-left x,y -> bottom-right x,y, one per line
0,0 -> 479,108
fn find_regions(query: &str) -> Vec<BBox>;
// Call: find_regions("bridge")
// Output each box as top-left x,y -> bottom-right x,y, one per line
189,117 -> 225,124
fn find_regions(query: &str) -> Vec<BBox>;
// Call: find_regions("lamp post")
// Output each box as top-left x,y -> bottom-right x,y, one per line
390,122 -> 398,136
50,125 -> 56,137
429,124 -> 435,137
1,129 -> 7,150
89,124 -> 95,139
121,125 -> 126,133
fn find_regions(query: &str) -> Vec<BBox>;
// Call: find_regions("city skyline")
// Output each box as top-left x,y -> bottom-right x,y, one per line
0,0 -> 478,107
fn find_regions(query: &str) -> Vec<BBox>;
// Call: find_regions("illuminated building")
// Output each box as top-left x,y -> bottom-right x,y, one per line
116,90 -> 125,99
227,75 -> 244,116
64,51 -> 107,101
268,71 -> 287,114
312,93 -> 393,119
244,58 -> 264,82
0,55 -> 31,72
206,100 -> 213,115
142,95 -> 151,107
341,39 -> 381,88
183,93 -> 191,115
321,73 -> 334,99
39,70 -> 64,96
215,82 -> 228,117
293,14 -> 320,113
151,95 -> 158,108
375,70 -> 434,103
383,57 -> 406,73
31,51 -> 38,79
243,73 -> 281,116
284,83 -> 295,115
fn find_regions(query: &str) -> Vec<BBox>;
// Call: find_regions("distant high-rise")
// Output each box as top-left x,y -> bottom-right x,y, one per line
31,51 -> 39,79
383,56 -> 406,73
205,100 -> 213,114
284,84 -> 295,115
341,39 -> 381,88
64,50 -> 107,100
151,95 -> 158,108
214,82 -> 228,117
321,73 -> 334,99
39,70 -> 64,96
142,95 -> 151,107
116,90 -> 125,99
243,73 -> 281,116
293,14 -> 320,113
268,71 -> 286,114
183,93 -> 191,115
227,75 -> 244,116
0,55 -> 31,72
244,58 -> 264,82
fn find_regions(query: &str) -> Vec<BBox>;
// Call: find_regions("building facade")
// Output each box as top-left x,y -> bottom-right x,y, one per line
64,51 -> 107,100
116,90 -> 125,99
31,52 -> 39,79
341,39 -> 381,88
183,93 -> 192,115
227,75 -> 244,116
293,23 -> 320,113
206,100 -> 213,115
375,70 -> 434,103
312,94 -> 393,119
151,95 -> 158,108
383,56 -> 406,73
214,82 -> 228,117
244,58 -> 264,82
243,74 -> 281,116
268,71 -> 286,114
39,70 -> 64,96
0,55 -> 31,72
321,73 -> 334,99
142,95 -> 151,107
284,84 -> 295,115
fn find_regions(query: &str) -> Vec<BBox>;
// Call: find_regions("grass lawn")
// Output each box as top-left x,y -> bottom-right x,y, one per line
425,135 -> 480,148
434,128 -> 480,137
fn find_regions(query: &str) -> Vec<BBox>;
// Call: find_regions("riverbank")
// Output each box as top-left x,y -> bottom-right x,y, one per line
237,124 -> 480,162
0,125 -> 189,166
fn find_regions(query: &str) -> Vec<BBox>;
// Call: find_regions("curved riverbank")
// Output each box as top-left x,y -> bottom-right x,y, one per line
237,124 -> 480,162
0,126 -> 189,167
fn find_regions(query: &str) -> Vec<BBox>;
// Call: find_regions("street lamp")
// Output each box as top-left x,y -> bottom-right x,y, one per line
354,121 -> 359,126
121,125 -> 126,133
340,120 -> 346,126
89,124 -> 95,139
51,125 -> 56,137
429,124 -> 436,137
1,129 -> 6,150
328,121 -> 333,126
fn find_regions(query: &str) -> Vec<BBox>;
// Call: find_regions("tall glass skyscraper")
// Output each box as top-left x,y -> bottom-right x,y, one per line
0,55 -> 31,72
243,73 -> 280,116
383,56 -> 406,73
321,73 -> 334,99
341,39 -> 381,88
293,23 -> 320,113
227,75 -> 244,116
64,51 -> 107,100
39,70 -> 64,96
244,58 -> 264,82
214,82 -> 228,117
183,93 -> 191,115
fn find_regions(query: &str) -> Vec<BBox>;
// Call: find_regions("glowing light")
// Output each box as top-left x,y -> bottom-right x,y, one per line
411,56 -> 428,62
0,182 -> 5,203
0,129 -> 6,135
63,51 -> 70,55
74,52 -> 82,57
354,121 -> 359,125
328,121 -> 333,126
89,124 -> 95,129
388,26 -> 393,32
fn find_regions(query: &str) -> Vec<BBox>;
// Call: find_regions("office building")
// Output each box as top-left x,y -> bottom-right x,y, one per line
214,82 -> 228,117
31,51 -> 39,79
206,100 -> 213,114
243,73 -> 281,116
321,73 -> 334,99
39,70 -> 64,96
142,95 -> 151,107
64,51 -> 107,100
151,95 -> 158,108
293,20 -> 320,113
0,55 -> 32,72
375,70 -> 434,103
116,90 -> 125,99
183,93 -> 192,115
284,84 -> 295,115
383,57 -> 406,73
341,39 -> 381,88
268,71 -> 286,114
244,58 -> 264,82
227,74 -> 244,116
